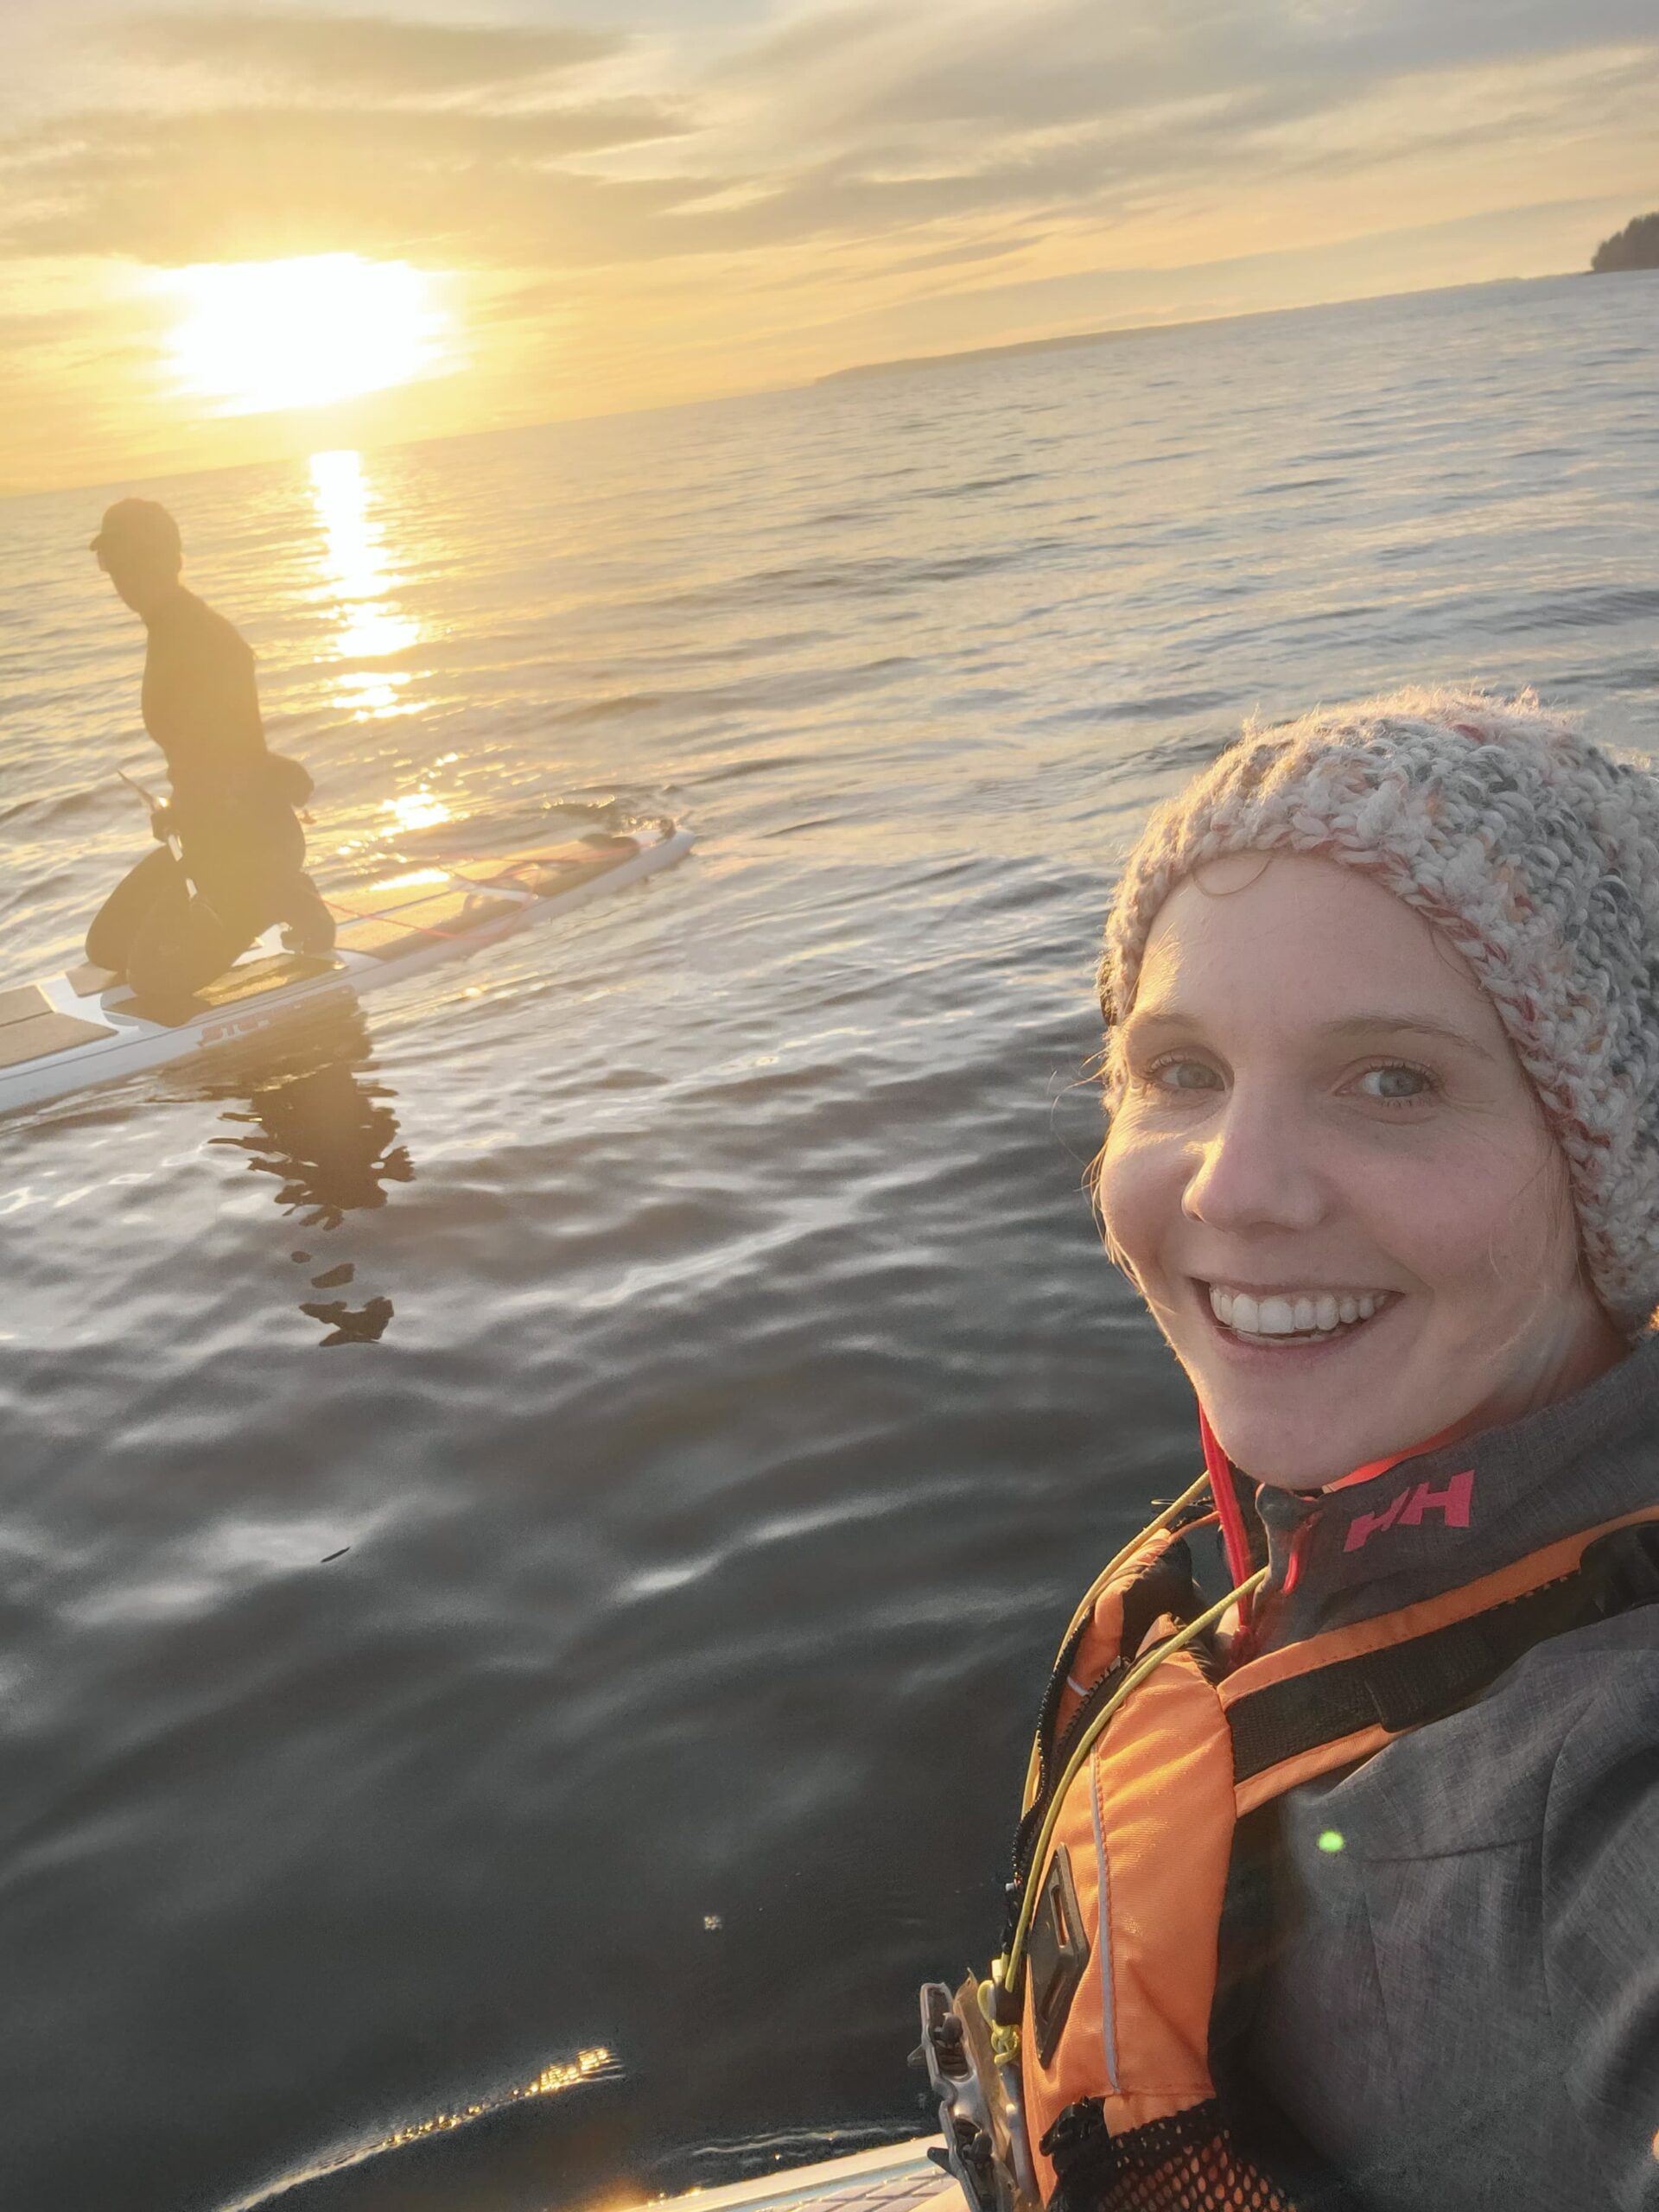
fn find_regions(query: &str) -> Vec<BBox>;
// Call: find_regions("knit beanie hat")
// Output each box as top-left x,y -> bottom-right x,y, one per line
1100,687 -> 1659,1336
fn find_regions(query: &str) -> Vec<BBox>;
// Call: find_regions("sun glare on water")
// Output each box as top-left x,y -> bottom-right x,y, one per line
161,255 -> 448,415
308,448 -> 425,721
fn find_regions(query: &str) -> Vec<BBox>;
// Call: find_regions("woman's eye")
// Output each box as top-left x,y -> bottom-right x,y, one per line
1356,1063 -> 1433,1102
1148,1058 -> 1223,1094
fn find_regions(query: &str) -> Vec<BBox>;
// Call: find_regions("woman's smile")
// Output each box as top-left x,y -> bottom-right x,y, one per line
1202,1281 -> 1395,1339
1184,1274 -> 1405,1384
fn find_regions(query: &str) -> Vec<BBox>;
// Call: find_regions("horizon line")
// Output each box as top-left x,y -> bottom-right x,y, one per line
815,267 -> 1587,384
2,263 -> 1605,505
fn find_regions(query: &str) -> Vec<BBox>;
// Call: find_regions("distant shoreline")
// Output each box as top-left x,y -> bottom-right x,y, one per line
813,272 -> 1586,387
818,319 -> 1179,384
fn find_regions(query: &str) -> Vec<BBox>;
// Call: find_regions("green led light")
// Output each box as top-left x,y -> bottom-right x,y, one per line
1317,1828 -> 1345,1854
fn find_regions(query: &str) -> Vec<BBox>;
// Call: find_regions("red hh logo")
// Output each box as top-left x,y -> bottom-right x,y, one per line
1344,1469 -> 1475,1554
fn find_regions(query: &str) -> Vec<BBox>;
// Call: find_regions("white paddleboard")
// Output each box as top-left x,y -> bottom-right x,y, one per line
618,2139 -> 950,2212
0,819 -> 693,1118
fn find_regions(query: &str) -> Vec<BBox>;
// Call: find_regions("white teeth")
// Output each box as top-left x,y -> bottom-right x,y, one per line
1206,1284 -> 1389,1339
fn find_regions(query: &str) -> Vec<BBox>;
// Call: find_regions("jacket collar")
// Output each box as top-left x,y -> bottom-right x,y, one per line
1248,1332 -> 1659,1648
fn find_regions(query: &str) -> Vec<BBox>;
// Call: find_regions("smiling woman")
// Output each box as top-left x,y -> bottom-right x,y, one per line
157,253 -> 452,415
923,688 -> 1659,2212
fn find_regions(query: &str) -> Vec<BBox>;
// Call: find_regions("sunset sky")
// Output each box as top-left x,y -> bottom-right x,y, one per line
4,0 -> 1655,492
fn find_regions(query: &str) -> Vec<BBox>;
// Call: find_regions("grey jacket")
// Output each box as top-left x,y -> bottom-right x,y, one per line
1241,1337 -> 1659,2212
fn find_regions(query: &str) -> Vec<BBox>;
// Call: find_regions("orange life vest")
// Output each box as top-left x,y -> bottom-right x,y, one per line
919,1475 -> 1659,2212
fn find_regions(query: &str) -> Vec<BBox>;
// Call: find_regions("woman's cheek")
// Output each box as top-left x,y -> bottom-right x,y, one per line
1365,1129 -> 1562,1297
1096,1122 -> 1175,1287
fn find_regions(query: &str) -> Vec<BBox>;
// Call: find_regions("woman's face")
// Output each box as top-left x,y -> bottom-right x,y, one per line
1096,852 -> 1624,1490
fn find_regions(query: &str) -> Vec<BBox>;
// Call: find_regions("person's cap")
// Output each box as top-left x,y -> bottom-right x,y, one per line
89,498 -> 182,563
1100,687 -> 1659,1336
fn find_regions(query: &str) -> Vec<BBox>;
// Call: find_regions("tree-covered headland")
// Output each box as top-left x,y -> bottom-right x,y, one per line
1592,214 -> 1659,272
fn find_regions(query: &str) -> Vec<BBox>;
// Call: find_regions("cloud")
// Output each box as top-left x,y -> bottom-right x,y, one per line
3,0 -> 1657,490
883,237 -> 1038,276
3,3 -> 1656,315
120,9 -> 625,100
671,0 -> 1659,259
0,100 -> 696,265
724,0 -> 1659,145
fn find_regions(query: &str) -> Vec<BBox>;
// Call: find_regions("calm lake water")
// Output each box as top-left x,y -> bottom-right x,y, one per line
1,271 -> 1656,2212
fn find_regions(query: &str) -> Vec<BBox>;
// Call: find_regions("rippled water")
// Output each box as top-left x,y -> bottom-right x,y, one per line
1,271 -> 1656,2212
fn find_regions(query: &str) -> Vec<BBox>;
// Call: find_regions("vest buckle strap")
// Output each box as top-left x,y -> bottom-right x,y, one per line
914,1978 -> 1041,2212
1028,1844 -> 1090,2067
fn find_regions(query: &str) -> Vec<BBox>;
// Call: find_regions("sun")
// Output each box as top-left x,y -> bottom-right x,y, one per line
159,254 -> 450,416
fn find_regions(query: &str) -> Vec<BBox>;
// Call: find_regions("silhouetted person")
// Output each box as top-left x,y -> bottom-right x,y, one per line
86,497 -> 335,1011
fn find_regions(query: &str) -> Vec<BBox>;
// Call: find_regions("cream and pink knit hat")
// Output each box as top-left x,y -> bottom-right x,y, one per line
1100,688 -> 1659,1334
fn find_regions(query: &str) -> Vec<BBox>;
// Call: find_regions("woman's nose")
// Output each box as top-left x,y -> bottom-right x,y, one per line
1181,1090 -> 1327,1234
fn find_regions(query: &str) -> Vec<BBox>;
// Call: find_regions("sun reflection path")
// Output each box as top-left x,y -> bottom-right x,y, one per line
229,2044 -> 623,2209
308,448 -> 423,720
386,790 -> 454,834
374,2045 -> 620,2155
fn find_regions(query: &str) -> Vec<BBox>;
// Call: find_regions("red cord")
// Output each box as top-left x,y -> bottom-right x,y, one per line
1198,1405 -> 1256,1604
324,894 -> 470,942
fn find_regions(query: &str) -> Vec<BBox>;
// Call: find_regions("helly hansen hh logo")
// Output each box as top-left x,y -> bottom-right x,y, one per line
1344,1469 -> 1475,1554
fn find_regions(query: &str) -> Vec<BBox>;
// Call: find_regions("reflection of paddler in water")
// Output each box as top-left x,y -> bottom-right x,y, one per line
203,1004 -> 410,1345
86,497 -> 336,1015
